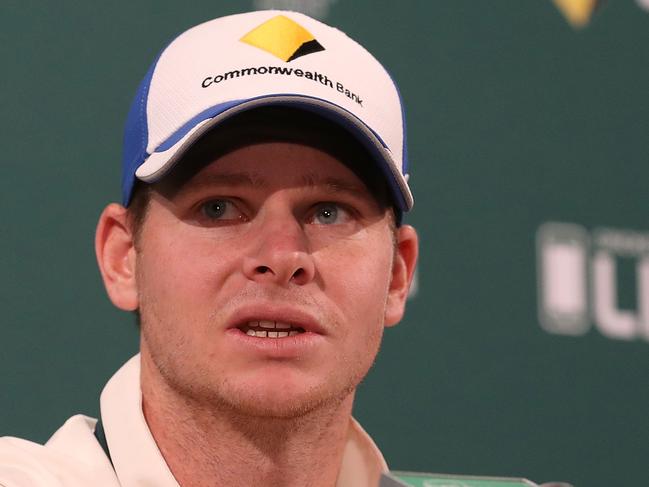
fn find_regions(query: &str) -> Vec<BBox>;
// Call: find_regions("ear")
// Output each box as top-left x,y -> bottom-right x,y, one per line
384,224 -> 418,327
95,203 -> 139,311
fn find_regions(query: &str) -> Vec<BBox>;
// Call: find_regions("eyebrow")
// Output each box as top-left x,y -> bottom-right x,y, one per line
301,173 -> 368,197
188,172 -> 268,189
188,171 -> 368,197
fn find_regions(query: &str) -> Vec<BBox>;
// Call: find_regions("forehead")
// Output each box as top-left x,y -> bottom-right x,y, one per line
180,142 -> 370,193
157,106 -> 390,204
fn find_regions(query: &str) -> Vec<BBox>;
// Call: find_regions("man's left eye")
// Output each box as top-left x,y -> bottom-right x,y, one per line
310,203 -> 350,225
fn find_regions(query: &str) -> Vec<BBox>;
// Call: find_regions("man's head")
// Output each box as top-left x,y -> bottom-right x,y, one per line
95,11 -> 418,418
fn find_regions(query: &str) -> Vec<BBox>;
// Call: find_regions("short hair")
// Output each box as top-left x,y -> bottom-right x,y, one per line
126,180 -> 150,247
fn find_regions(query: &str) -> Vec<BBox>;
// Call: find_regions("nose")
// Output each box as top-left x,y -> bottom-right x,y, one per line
242,214 -> 316,287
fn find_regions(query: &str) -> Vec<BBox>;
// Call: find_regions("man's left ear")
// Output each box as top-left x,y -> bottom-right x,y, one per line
385,224 -> 419,327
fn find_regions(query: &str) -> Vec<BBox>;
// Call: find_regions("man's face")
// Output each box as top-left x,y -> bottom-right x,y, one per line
103,118 -> 417,418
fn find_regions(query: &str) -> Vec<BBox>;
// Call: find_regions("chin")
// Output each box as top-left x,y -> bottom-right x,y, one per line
208,375 -> 357,420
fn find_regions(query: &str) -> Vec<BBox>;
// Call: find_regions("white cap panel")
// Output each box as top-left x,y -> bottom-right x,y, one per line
144,10 -> 403,170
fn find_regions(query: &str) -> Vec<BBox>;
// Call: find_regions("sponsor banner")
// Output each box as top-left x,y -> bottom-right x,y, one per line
537,222 -> 649,342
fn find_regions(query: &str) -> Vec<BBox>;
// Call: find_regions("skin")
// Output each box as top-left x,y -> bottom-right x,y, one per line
95,124 -> 418,487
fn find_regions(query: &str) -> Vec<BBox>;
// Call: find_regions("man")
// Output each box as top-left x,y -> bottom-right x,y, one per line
0,10 -> 417,487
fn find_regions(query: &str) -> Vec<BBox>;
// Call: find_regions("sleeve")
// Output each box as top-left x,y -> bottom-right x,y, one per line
0,437 -> 65,487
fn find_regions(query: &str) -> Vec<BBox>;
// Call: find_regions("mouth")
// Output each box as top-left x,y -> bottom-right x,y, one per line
227,309 -> 325,357
238,320 -> 307,338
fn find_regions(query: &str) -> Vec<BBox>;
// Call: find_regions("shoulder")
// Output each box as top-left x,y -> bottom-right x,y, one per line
0,415 -> 117,487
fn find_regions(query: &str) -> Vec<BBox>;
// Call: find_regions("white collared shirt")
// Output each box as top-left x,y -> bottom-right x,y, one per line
0,355 -> 387,486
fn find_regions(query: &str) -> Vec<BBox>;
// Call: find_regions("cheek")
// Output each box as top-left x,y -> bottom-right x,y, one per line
136,226 -> 240,306
316,234 -> 394,322
135,235 -> 231,370
137,240 -> 199,304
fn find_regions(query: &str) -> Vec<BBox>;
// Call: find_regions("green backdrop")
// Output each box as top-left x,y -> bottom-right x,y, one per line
2,2 -> 648,486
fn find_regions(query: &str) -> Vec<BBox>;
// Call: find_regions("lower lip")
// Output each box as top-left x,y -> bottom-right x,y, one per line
225,328 -> 325,358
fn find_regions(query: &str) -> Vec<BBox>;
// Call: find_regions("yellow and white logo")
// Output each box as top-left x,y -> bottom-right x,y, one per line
241,15 -> 325,62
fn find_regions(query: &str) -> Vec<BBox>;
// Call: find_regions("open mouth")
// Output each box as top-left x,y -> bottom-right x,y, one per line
238,320 -> 306,338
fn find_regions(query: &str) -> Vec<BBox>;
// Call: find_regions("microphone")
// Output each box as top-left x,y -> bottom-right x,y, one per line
380,471 -> 574,487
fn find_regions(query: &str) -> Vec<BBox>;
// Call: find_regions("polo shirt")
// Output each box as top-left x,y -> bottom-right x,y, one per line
0,355 -> 388,486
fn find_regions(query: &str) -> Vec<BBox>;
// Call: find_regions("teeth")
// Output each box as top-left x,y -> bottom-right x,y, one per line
242,321 -> 305,338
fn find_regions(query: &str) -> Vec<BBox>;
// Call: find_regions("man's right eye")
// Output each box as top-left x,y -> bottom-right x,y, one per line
200,199 -> 243,222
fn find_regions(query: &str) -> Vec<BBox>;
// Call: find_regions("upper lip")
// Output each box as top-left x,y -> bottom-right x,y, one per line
226,305 -> 326,335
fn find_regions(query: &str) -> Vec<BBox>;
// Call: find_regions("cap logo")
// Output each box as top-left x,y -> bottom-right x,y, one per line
240,15 -> 325,62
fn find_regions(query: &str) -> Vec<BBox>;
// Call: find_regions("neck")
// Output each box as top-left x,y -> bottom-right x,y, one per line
140,352 -> 355,487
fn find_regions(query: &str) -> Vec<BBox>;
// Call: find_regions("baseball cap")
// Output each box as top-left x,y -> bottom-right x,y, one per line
122,10 -> 413,214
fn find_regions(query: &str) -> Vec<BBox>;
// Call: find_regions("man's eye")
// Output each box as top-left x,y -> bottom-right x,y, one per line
200,199 -> 241,221
311,203 -> 349,225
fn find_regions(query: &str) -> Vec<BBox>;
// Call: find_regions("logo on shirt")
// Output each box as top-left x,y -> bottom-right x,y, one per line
240,15 -> 325,62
